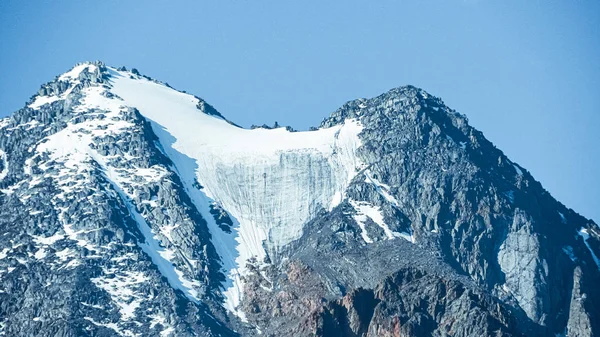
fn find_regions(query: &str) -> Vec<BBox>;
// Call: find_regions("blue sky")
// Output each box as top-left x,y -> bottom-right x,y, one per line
1,1 -> 598,222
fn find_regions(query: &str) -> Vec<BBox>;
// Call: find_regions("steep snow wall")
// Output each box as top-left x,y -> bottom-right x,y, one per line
108,68 -> 363,314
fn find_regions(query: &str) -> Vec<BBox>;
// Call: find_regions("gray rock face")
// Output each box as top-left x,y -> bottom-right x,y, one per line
497,210 -> 547,323
567,267 -> 594,337
320,268 -> 519,337
0,63 -> 598,337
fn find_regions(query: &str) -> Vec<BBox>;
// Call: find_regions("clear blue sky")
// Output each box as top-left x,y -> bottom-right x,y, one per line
1,1 -> 598,222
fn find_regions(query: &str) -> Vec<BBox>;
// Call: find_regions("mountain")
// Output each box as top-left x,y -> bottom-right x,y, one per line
0,61 -> 598,337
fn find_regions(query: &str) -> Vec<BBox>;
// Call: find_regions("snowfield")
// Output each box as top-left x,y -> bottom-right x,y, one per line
108,68 -> 364,316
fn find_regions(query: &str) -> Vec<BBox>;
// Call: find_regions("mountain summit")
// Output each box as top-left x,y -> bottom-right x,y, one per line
0,61 -> 598,337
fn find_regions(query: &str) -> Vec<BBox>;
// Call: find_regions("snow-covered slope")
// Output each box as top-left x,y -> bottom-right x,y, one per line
108,68 -> 364,314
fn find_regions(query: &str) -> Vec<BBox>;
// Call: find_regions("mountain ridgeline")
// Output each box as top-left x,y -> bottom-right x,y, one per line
0,61 -> 598,337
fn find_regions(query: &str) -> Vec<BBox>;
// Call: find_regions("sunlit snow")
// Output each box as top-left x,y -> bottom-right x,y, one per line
558,211 -> 567,224
91,267 -> 149,321
108,68 -> 364,315
364,169 -> 400,207
0,248 -> 9,260
0,150 -> 8,181
578,228 -> 600,270
349,200 -> 413,243
513,164 -> 523,176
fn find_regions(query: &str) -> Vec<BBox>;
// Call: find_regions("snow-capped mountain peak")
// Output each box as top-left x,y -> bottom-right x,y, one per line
1,62 -> 598,337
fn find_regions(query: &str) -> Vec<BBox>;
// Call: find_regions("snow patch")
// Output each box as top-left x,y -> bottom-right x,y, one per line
32,233 -> 65,245
349,201 -> 374,244
0,248 -> 9,260
513,164 -> 523,176
84,316 -> 133,336
55,248 -> 76,261
558,211 -> 567,224
330,191 -> 343,209
578,228 -> 600,270
29,80 -> 76,110
34,248 -> 47,260
0,180 -> 24,195
159,223 -> 179,243
91,268 -> 149,321
81,302 -> 104,310
29,95 -> 61,109
349,200 -> 414,243
359,173 -> 414,242
351,201 -> 388,240
0,150 -> 8,181
396,231 -> 415,243
363,170 -> 400,207
59,63 -> 97,81
562,246 -> 577,262
149,314 -> 175,336
505,190 -> 515,203
0,117 -> 10,130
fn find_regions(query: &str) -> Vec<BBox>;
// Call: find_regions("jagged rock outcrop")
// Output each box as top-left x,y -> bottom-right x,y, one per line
241,261 -> 522,336
320,268 -> 520,337
567,267 -> 596,337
